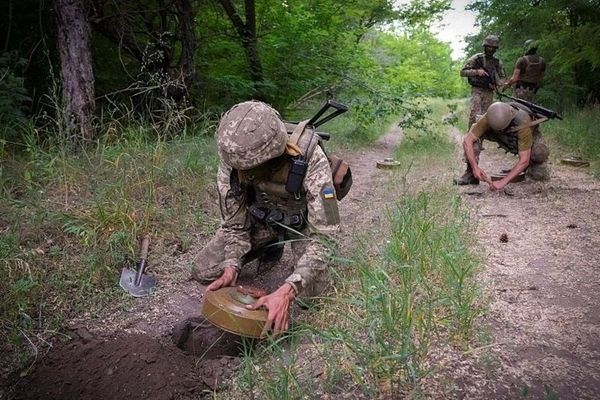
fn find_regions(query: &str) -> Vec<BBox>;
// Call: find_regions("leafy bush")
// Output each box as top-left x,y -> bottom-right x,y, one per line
0,52 -> 31,146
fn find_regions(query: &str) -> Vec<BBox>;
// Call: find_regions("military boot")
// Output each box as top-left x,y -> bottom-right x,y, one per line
453,164 -> 479,185
526,163 -> 550,181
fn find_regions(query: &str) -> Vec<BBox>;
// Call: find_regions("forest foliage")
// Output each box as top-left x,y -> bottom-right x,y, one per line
0,0 -> 464,145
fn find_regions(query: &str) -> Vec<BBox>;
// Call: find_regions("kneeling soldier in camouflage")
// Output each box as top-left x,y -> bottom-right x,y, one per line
454,101 -> 550,190
192,100 -> 340,336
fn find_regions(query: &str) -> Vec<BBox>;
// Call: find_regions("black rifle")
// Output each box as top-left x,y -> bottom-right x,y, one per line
498,92 -> 563,120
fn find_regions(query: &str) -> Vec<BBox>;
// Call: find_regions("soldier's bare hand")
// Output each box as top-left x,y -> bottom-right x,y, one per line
247,283 -> 295,337
206,266 -> 238,291
490,180 -> 505,191
473,167 -> 492,185
477,69 -> 489,77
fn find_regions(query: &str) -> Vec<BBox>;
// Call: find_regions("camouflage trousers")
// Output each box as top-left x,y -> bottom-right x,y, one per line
191,223 -> 330,299
468,86 -> 495,128
513,86 -> 537,102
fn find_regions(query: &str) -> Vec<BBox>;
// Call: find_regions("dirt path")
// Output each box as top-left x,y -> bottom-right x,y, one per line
450,130 -> 600,399
5,126 -> 404,400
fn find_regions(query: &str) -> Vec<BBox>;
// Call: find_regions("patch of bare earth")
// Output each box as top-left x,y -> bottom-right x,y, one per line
435,128 -> 600,399
4,125 -> 405,400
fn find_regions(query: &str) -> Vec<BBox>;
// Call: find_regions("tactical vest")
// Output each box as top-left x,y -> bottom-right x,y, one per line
467,54 -> 501,89
518,55 -> 544,87
227,155 -> 307,230
229,120 -> 352,230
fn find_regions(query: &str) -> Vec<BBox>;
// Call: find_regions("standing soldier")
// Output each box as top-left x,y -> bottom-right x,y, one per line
461,35 -> 506,129
455,35 -> 506,185
504,39 -> 546,102
192,100 -> 341,336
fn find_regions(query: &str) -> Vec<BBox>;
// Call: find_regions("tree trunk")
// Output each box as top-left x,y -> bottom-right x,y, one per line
218,0 -> 265,98
55,0 -> 95,143
175,0 -> 197,90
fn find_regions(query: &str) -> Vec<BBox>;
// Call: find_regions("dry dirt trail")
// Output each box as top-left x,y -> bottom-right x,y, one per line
5,126 -> 404,400
447,129 -> 600,399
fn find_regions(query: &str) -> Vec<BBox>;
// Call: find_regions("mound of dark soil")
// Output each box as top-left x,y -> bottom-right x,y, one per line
13,334 -> 203,400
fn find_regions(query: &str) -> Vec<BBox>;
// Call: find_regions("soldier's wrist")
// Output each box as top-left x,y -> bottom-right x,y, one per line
279,283 -> 297,301
285,273 -> 304,296
225,265 -> 239,275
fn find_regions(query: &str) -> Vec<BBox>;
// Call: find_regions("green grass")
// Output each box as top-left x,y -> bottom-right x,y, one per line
543,105 -> 600,176
0,124 -> 219,368
394,97 -> 463,163
225,189 -> 482,399
0,97 -> 400,373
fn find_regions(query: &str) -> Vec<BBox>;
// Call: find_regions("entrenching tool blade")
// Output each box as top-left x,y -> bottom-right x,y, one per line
119,236 -> 156,297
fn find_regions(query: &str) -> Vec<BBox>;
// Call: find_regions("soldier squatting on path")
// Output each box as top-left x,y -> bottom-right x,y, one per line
191,101 -> 341,336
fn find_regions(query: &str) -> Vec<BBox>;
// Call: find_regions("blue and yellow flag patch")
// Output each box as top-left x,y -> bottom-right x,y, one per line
322,187 -> 335,200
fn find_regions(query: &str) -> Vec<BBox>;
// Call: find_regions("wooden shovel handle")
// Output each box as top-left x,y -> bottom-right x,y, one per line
140,235 -> 150,261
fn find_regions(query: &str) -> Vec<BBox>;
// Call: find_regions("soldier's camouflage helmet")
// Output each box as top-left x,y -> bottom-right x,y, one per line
217,101 -> 288,170
482,35 -> 500,48
486,102 -> 514,131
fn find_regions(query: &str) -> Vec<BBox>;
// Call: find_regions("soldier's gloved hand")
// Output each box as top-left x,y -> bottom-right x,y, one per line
206,266 -> 238,291
477,68 -> 489,77
246,283 -> 296,337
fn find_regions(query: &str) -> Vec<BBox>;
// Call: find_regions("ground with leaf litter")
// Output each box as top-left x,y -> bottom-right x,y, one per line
5,122 -> 600,399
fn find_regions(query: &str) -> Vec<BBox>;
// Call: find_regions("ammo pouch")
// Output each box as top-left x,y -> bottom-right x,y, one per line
249,205 -> 305,228
329,155 -> 352,200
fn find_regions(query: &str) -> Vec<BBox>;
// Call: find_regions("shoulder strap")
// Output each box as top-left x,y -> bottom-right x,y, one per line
289,119 -> 320,161
289,120 -> 308,148
507,116 -> 548,133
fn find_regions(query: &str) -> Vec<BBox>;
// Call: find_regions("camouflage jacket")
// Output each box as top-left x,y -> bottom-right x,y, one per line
461,53 -> 505,89
216,145 -> 341,288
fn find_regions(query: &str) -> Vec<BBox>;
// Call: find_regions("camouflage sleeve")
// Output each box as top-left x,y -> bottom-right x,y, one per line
216,160 -> 251,271
285,145 -> 340,295
460,54 -> 481,77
